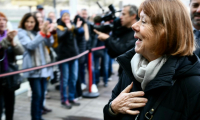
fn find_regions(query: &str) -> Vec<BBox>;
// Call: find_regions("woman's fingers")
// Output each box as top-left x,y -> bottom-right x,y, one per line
129,102 -> 146,109
128,91 -> 145,98
129,97 -> 148,103
121,82 -> 133,93
126,110 -> 140,115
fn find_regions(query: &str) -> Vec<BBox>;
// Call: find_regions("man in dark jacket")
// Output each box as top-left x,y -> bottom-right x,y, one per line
94,5 -> 138,58
94,5 -> 138,75
103,48 -> 200,120
190,0 -> 200,57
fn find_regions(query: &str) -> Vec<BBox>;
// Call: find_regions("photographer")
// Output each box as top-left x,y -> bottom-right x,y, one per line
94,5 -> 138,59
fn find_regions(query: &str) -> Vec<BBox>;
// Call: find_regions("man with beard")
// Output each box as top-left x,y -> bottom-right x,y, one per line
190,0 -> 200,57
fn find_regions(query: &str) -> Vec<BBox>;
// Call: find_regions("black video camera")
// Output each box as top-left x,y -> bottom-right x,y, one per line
92,3 -> 122,34
101,4 -> 116,22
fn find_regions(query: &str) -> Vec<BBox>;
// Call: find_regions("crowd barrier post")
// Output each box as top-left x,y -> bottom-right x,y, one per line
82,49 -> 100,98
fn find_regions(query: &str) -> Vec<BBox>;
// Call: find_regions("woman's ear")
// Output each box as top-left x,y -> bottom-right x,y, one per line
160,28 -> 166,40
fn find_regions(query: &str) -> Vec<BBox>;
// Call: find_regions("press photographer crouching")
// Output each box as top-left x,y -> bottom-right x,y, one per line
94,5 -> 138,75
0,12 -> 24,120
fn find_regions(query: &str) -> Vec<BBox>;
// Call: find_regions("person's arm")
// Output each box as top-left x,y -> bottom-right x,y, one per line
43,35 -> 54,47
56,26 -> 74,42
0,37 -> 12,49
94,29 -> 136,58
13,37 -> 24,55
103,74 -> 124,120
104,36 -> 136,58
0,32 -> 24,55
74,27 -> 84,35
18,29 -> 47,50
56,27 -> 68,39
103,72 -> 147,120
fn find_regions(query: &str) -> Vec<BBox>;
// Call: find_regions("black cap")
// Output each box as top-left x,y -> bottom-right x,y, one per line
37,5 -> 43,10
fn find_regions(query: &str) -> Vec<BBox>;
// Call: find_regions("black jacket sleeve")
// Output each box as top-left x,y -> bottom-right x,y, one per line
57,28 -> 74,43
103,72 -> 125,120
104,36 -> 136,58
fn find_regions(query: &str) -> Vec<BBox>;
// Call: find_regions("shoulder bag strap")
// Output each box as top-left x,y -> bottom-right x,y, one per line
144,80 -> 176,120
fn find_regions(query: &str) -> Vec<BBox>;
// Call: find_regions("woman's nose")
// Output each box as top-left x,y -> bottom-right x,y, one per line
131,22 -> 139,32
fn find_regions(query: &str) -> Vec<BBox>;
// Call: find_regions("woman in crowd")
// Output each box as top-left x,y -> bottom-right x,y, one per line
33,11 -> 53,115
18,12 -> 54,120
103,0 -> 200,120
56,10 -> 83,109
0,12 -> 24,120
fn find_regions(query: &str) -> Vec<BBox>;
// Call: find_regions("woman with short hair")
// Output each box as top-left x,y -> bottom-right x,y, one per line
103,0 -> 200,120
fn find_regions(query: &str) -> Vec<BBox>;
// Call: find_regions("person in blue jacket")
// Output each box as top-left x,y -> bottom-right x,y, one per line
18,12 -> 54,120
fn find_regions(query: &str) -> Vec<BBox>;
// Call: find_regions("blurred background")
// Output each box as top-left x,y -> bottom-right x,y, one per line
0,0 -> 190,30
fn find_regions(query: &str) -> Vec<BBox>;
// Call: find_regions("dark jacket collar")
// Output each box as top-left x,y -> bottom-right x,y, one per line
116,48 -> 200,92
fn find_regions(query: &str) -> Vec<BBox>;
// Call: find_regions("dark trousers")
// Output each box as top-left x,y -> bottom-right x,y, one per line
0,88 -> 15,120
28,78 -> 47,120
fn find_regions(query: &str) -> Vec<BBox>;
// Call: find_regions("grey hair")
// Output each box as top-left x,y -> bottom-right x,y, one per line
123,4 -> 138,16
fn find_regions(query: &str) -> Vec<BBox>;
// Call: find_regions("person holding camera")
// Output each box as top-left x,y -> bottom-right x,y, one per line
94,5 -> 138,75
18,12 -> 54,120
0,12 -> 24,120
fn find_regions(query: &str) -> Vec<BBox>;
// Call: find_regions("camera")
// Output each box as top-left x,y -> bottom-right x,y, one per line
101,4 -> 116,22
92,3 -> 122,35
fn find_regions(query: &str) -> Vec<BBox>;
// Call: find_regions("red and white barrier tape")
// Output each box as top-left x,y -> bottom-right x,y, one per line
0,46 -> 105,78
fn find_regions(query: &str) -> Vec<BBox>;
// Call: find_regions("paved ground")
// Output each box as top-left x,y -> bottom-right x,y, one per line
13,63 -> 119,120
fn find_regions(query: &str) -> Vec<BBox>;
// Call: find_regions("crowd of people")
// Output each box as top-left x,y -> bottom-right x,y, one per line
1,0 -> 200,120
0,3 -> 124,120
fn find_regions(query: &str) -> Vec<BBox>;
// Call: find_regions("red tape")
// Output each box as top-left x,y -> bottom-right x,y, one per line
0,46 -> 106,78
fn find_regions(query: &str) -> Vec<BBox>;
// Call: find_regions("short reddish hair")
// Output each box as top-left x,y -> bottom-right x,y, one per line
0,12 -> 8,22
139,0 -> 195,56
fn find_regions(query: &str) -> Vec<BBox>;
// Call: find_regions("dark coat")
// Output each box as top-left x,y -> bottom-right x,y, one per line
103,48 -> 200,120
56,20 -> 82,61
76,35 -> 86,64
93,34 -> 105,58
